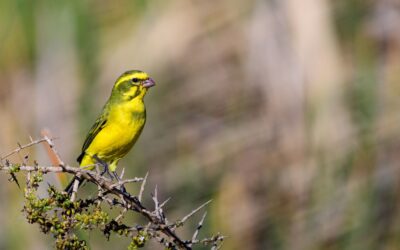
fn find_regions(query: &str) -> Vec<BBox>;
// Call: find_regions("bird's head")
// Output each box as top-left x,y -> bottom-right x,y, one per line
112,70 -> 155,101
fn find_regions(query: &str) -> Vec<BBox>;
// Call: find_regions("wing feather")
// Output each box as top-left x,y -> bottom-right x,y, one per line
77,106 -> 109,164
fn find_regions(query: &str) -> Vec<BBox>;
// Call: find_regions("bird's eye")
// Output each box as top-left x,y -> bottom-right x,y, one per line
131,78 -> 139,83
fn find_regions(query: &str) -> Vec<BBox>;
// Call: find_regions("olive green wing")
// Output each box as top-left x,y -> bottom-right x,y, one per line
77,107 -> 109,164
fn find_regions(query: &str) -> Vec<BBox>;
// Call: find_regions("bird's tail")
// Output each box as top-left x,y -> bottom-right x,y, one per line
65,152 -> 86,194
64,176 -> 85,195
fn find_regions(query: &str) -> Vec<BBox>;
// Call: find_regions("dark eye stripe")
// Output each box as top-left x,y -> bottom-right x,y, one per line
132,78 -> 139,83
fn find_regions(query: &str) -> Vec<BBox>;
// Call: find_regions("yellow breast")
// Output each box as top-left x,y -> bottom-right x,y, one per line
85,98 -> 146,163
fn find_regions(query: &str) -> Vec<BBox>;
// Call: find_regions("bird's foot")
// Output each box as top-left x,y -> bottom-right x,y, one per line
112,171 -> 128,194
101,167 -> 114,179
93,155 -> 114,180
120,185 -> 127,194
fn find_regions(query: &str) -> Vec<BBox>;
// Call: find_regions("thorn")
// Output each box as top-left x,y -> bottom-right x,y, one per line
138,171 -> 148,202
160,197 -> 171,208
120,168 -> 125,179
180,200 -> 212,225
189,212 -> 207,247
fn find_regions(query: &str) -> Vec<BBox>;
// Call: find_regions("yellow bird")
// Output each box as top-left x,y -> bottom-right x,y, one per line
65,70 -> 155,194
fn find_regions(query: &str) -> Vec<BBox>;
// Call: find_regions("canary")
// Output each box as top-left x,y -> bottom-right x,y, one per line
65,70 -> 155,194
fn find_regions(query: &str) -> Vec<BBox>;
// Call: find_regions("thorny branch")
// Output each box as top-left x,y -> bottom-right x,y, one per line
0,137 -> 224,250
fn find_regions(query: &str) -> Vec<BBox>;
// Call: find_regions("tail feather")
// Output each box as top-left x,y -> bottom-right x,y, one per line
64,176 -> 84,195
76,152 -> 84,165
65,152 -> 85,195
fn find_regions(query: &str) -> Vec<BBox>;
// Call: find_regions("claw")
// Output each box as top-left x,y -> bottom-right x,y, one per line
93,155 -> 113,179
112,171 -> 127,193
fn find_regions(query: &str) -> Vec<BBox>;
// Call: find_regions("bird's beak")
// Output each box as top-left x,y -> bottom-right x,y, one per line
142,78 -> 156,88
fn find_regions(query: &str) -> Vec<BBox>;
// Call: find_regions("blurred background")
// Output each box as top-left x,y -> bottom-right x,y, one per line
1,0 -> 400,249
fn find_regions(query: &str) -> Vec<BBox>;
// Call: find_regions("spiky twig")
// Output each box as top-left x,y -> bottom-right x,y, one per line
0,137 -> 223,250
138,171 -> 148,202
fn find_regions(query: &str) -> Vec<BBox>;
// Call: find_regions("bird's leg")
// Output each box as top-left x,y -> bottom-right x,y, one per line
93,155 -> 114,180
112,171 -> 127,193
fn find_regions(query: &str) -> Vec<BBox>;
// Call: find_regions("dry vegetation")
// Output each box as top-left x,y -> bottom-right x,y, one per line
0,137 -> 223,249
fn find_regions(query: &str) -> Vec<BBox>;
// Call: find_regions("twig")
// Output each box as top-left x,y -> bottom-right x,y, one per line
209,235 -> 225,250
138,171 -> 148,202
152,185 -> 164,221
171,200 -> 212,231
1,138 -> 49,160
2,137 -> 223,250
115,207 -> 128,222
160,197 -> 171,209
120,168 -> 125,179
109,177 -> 143,189
189,212 -> 207,247
70,175 -> 81,202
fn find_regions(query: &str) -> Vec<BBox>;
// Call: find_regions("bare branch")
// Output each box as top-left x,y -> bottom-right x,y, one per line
120,168 -> 125,179
171,200 -> 212,231
70,175 -> 80,202
1,137 -> 223,250
1,137 -> 48,160
160,197 -> 171,209
138,171 -> 148,202
189,212 -> 207,247
109,177 -> 143,189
